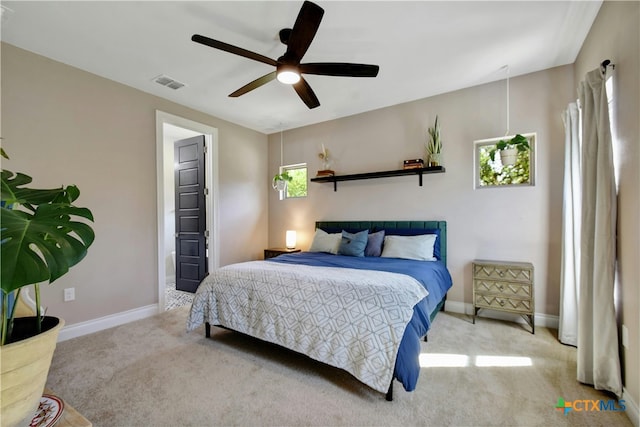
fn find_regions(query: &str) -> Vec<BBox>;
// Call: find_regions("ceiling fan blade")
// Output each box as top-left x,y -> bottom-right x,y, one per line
285,1 -> 324,61
192,34 -> 277,67
293,77 -> 320,109
229,71 -> 277,97
299,63 -> 380,77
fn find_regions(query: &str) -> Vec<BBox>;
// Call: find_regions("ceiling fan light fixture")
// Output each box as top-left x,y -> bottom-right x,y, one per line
277,69 -> 300,85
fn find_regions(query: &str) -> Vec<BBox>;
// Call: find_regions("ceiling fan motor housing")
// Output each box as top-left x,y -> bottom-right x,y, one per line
279,28 -> 292,45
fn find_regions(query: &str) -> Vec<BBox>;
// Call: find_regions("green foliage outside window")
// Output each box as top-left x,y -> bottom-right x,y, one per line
478,145 -> 531,187
284,166 -> 307,198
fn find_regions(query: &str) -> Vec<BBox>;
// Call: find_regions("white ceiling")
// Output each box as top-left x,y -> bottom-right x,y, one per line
1,1 -> 601,134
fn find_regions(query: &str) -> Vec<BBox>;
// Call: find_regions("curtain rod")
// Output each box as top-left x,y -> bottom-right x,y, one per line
601,59 -> 615,73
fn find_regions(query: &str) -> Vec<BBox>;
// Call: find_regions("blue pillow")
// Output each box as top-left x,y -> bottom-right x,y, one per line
338,230 -> 369,257
365,230 -> 385,257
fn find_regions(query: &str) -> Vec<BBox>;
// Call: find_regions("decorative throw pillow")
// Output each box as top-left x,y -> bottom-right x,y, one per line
380,234 -> 437,261
309,229 -> 341,254
365,230 -> 385,257
338,230 -> 369,257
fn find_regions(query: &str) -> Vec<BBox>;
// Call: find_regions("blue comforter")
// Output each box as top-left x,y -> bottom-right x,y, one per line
269,252 -> 453,392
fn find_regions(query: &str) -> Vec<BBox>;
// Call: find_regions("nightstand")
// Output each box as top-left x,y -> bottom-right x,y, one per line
472,260 -> 534,334
264,248 -> 301,259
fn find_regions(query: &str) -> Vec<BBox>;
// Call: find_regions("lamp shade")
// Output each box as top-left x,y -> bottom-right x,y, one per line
285,230 -> 297,249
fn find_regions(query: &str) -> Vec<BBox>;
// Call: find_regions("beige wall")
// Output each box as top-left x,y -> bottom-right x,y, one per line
268,65 -> 575,318
1,43 -> 269,325
574,0 -> 640,410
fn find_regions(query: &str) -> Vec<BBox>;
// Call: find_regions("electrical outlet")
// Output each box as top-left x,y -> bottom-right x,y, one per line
63,287 -> 75,302
622,324 -> 629,348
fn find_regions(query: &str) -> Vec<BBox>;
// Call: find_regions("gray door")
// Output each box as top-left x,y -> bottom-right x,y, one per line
174,135 -> 207,293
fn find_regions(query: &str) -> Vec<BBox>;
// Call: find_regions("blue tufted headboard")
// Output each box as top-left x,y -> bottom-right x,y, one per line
314,220 -> 447,266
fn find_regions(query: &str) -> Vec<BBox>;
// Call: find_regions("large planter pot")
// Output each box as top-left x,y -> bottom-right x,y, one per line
499,148 -> 518,166
0,316 -> 64,427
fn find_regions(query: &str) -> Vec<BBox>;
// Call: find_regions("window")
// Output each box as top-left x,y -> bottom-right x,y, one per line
280,163 -> 307,199
474,133 -> 536,188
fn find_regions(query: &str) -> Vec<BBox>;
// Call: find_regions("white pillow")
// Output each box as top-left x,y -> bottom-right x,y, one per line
380,234 -> 437,261
308,229 -> 341,254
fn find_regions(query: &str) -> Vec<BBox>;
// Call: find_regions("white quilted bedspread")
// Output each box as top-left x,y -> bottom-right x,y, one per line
186,260 -> 428,393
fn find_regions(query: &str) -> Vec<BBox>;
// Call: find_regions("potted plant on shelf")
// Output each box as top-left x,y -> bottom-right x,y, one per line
426,115 -> 443,167
489,134 -> 530,166
272,170 -> 293,192
0,148 -> 95,427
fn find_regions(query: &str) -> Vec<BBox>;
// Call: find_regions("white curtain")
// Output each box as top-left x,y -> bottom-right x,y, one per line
559,102 -> 581,346
576,67 -> 621,397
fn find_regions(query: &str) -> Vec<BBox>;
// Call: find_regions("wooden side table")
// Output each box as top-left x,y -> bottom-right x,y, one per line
472,260 -> 535,334
264,248 -> 301,259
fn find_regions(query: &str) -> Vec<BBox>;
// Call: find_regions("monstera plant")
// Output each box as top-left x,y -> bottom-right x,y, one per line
1,148 -> 95,344
0,148 -> 95,426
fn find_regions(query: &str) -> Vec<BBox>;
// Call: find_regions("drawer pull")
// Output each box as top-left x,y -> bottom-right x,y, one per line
498,271 -> 504,277
498,299 -> 505,306
498,285 -> 504,291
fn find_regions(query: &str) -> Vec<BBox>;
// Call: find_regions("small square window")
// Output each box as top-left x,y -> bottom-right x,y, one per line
280,163 -> 307,199
474,133 -> 536,188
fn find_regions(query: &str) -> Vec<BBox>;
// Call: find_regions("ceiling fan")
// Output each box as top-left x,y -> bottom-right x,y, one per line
191,1 -> 379,109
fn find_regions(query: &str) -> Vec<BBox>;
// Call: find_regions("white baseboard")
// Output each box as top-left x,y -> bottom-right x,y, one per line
444,300 -> 559,329
57,304 -> 159,342
624,387 -> 639,427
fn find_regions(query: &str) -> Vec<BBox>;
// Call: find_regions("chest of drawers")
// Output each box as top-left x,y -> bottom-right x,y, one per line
472,260 -> 534,334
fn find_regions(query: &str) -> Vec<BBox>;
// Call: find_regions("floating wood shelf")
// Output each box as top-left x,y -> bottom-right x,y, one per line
310,166 -> 445,191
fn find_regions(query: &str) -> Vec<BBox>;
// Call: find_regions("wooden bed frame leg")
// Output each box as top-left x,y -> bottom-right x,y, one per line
205,322 -> 211,338
385,380 -> 393,401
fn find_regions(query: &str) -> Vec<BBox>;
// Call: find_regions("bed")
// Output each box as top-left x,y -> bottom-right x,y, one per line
187,220 -> 452,400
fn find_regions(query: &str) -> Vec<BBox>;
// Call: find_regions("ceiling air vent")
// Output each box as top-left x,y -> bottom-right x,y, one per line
152,75 -> 185,90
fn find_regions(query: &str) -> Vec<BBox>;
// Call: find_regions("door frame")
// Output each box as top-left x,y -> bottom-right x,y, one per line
155,110 -> 219,311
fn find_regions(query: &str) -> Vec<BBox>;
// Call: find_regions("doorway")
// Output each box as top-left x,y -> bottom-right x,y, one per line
155,111 -> 219,311
174,135 -> 208,292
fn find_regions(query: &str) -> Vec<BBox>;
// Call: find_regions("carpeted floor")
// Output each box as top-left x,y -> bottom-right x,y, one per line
46,308 -> 632,426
